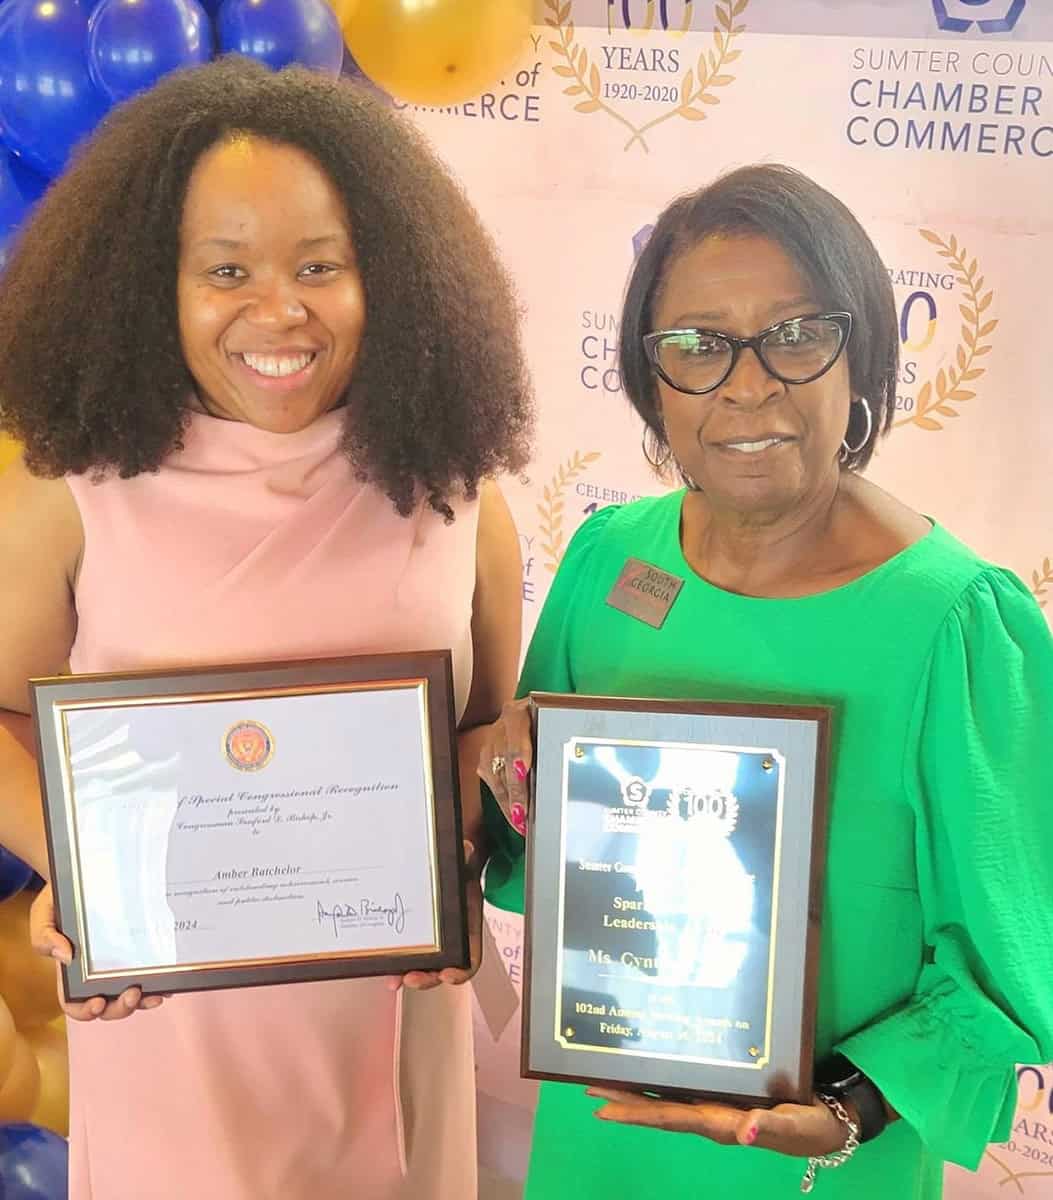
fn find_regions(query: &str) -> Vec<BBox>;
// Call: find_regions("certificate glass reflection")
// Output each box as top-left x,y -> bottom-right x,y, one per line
63,686 -> 437,976
557,740 -> 781,1070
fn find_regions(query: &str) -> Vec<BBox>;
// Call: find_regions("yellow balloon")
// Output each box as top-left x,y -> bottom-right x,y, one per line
0,435 -> 19,472
0,995 -> 16,1087
340,0 -> 534,105
0,1032 -> 41,1120
25,1020 -> 69,1137
0,890 -> 63,1029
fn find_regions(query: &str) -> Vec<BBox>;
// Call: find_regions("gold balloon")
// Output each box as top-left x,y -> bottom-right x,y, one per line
0,995 -> 15,1086
25,1020 -> 69,1137
0,435 -> 19,472
0,1033 -> 41,1120
340,0 -> 534,105
0,890 -> 63,1029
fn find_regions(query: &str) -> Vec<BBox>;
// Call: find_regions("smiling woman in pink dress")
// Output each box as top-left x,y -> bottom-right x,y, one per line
0,58 -> 532,1200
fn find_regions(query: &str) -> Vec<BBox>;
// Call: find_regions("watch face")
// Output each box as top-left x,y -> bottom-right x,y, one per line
815,1053 -> 863,1093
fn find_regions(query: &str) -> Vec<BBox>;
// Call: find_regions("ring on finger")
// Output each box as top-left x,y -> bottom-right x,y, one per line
490,755 -> 506,775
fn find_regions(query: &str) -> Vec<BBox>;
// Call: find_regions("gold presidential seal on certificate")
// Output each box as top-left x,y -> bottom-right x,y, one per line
31,652 -> 469,1001
521,694 -> 830,1107
224,719 -> 274,772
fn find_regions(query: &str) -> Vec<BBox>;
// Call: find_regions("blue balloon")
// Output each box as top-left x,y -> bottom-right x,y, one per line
0,155 -> 50,270
7,154 -> 50,209
217,0 -> 345,77
0,1124 -> 68,1199
88,0 -> 214,105
0,0 -> 111,178
0,155 -> 34,235
0,843 -> 34,901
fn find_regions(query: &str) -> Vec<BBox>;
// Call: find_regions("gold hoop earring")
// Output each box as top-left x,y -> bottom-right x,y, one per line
642,428 -> 671,472
840,397 -> 873,462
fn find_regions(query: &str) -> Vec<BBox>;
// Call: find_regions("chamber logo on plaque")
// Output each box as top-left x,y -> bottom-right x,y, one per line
224,720 -> 274,772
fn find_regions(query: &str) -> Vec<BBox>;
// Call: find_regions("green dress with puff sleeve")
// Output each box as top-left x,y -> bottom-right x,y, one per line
483,490 -> 1053,1200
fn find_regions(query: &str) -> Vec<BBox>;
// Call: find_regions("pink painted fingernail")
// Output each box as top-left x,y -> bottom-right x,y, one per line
513,758 -> 528,782
509,802 -> 527,835
745,1124 -> 759,1145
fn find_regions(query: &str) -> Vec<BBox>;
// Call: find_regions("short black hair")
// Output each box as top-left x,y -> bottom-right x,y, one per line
619,163 -> 897,473
0,56 -> 532,520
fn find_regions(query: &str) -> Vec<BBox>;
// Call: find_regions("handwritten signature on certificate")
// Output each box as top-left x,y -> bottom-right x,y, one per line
317,893 -> 407,937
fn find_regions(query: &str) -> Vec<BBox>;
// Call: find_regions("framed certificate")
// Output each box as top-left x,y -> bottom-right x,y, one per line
522,694 -> 831,1107
31,651 -> 469,1001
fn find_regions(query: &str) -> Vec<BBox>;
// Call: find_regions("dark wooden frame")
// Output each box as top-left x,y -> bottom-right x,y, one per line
521,692 -> 831,1107
31,651 -> 469,1002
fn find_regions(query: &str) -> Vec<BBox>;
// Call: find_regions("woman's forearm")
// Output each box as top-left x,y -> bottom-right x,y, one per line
0,709 -> 49,878
456,723 -> 492,861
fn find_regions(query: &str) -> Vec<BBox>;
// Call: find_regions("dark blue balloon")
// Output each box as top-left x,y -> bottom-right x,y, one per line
0,842 -> 34,901
7,154 -> 50,209
217,0 -> 345,77
0,154 -> 50,271
0,0 -> 111,178
0,154 -> 33,235
0,1123 -> 68,1199
88,0 -> 214,104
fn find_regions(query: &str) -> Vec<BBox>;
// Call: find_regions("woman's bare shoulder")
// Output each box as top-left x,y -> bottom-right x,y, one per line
0,458 -> 82,711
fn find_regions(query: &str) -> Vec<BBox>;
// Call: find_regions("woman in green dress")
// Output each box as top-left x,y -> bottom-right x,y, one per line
478,164 -> 1053,1198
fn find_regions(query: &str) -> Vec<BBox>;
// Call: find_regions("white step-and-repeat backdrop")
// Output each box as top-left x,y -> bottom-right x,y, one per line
404,2 -> 1052,1194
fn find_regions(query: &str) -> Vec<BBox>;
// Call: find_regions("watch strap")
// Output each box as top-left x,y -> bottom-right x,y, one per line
814,1054 -> 889,1144
836,1074 -> 888,1144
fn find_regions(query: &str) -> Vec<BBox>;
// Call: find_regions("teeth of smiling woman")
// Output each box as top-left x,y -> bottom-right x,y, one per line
240,352 -> 315,378
725,438 -> 784,454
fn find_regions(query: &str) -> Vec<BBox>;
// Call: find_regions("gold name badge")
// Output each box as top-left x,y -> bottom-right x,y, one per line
605,557 -> 685,629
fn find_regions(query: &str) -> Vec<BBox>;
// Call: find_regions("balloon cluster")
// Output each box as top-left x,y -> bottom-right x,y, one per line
0,852 -> 69,1198
0,0 -> 349,263
0,0 -> 535,264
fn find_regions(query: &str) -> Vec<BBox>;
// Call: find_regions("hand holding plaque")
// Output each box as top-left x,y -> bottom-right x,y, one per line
521,694 -> 830,1107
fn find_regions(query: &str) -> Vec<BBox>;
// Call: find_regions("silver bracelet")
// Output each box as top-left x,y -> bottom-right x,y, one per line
800,1095 -> 861,1193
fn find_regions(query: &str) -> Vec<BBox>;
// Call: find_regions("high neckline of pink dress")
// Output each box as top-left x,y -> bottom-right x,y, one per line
178,406 -> 347,471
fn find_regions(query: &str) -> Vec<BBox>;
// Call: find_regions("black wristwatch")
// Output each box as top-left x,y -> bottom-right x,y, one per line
814,1054 -> 889,1144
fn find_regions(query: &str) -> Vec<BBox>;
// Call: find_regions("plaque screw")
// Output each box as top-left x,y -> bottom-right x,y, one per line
574,744 -> 585,759
748,1045 -> 760,1057
761,758 -> 773,771
564,1027 -> 576,1038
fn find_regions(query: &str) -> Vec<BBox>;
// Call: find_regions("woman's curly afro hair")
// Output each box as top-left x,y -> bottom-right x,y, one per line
0,56 -> 533,519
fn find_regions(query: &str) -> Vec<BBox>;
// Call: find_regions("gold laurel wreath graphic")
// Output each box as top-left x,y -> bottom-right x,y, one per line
895,231 -> 997,431
984,1146 -> 1053,1191
538,451 -> 602,573
545,0 -> 749,153
1031,557 -> 1052,609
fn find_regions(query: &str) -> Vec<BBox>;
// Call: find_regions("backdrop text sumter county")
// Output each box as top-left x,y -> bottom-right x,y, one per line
402,2 -> 1052,1195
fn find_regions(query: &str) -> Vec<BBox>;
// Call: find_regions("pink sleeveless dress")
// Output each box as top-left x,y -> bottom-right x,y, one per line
64,409 -> 480,1200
